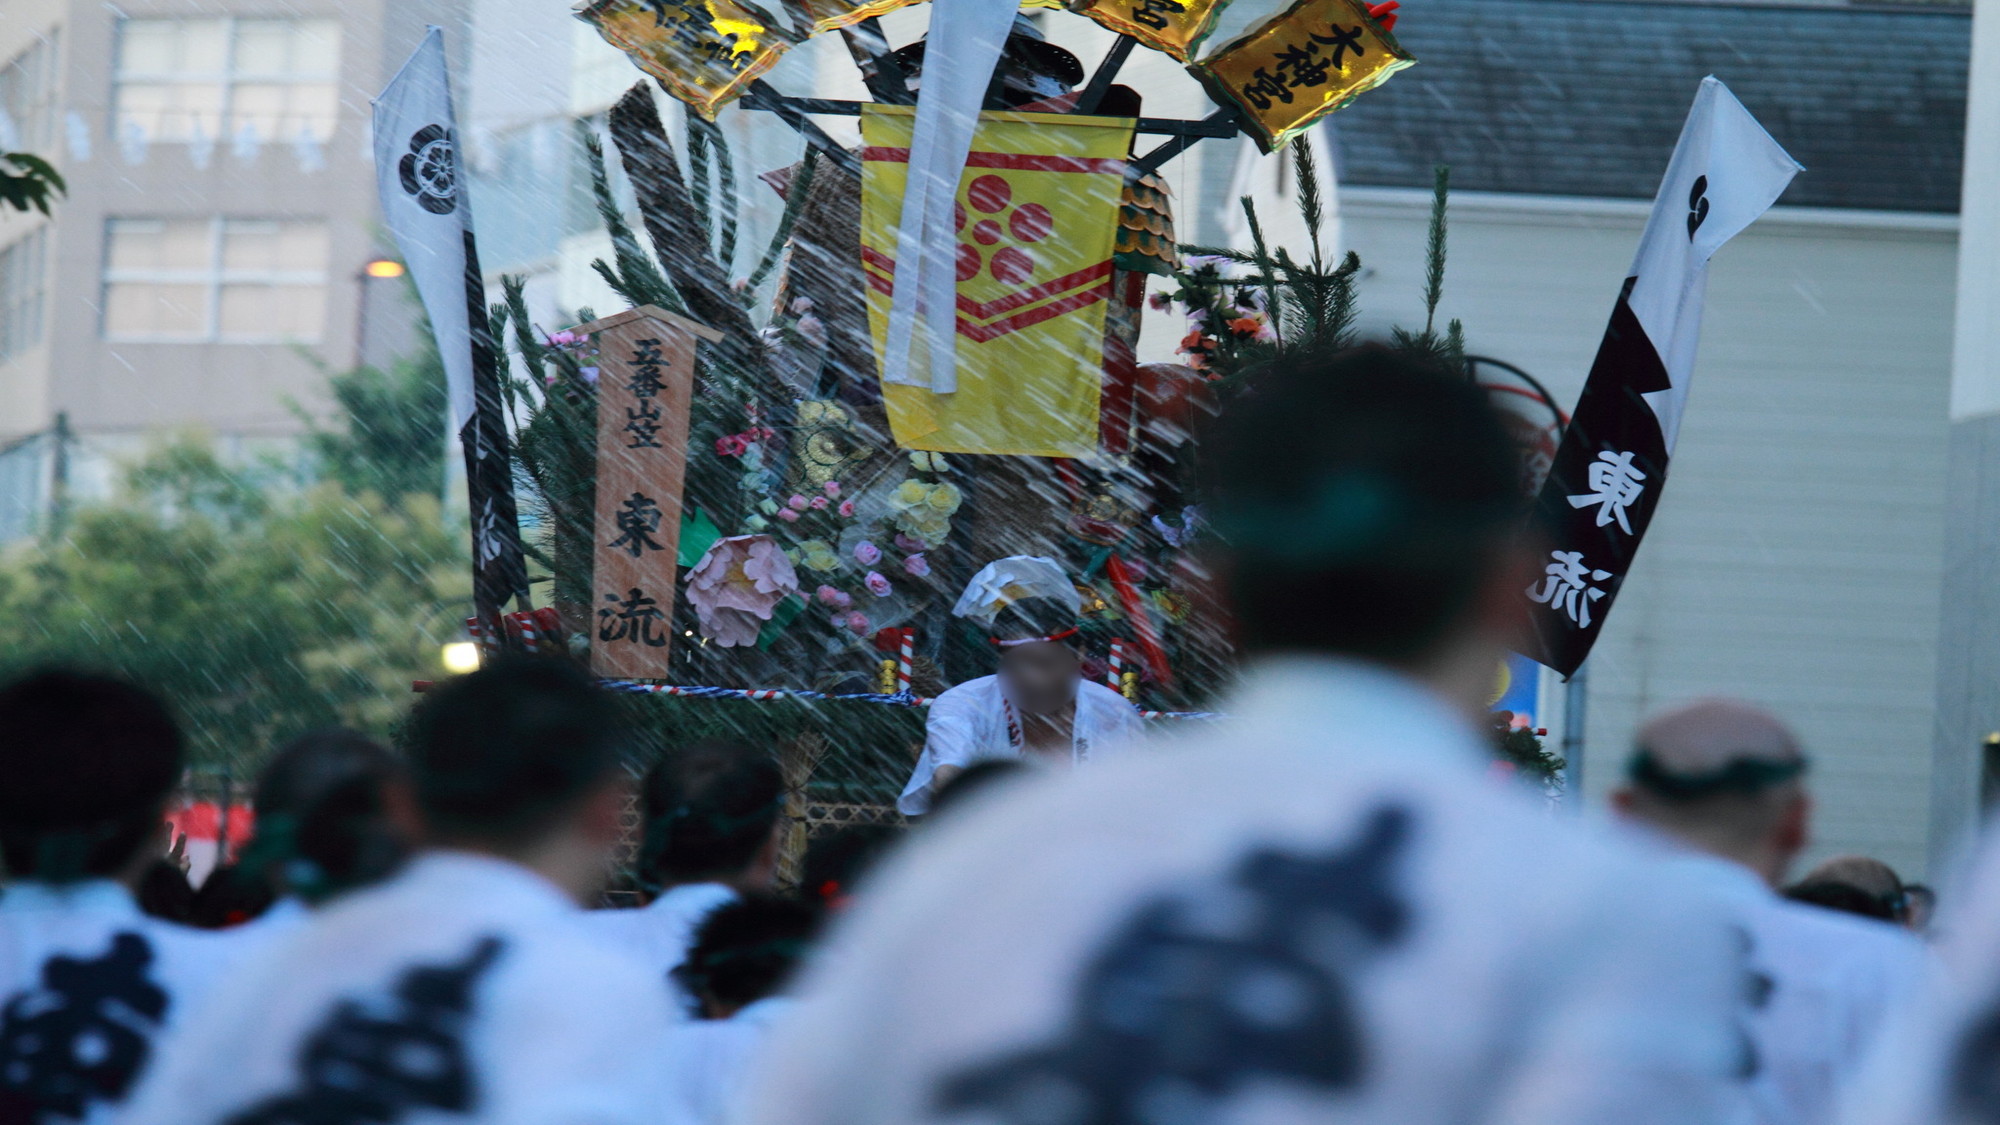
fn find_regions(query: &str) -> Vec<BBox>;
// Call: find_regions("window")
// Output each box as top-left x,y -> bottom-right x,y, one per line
103,218 -> 329,343
113,19 -> 340,145
0,34 -> 60,153
0,229 -> 46,362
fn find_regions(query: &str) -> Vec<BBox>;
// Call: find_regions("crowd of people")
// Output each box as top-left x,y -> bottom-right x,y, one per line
1,345 -> 1996,1124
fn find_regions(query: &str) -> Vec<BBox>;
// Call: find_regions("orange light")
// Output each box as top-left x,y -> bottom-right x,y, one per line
364,259 -> 406,279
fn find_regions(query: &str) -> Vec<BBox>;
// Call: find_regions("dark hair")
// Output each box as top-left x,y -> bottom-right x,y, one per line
800,825 -> 900,906
135,860 -> 195,922
1784,879 -> 1903,923
405,657 -> 623,845
189,863 -> 277,929
247,729 -> 410,902
989,597 -> 1079,645
675,895 -> 822,1015
636,741 -> 784,890
0,669 -> 185,881
928,758 -> 1030,819
1203,344 -> 1523,664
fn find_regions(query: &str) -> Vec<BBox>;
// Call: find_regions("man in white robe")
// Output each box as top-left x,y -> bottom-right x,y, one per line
742,345 -> 1754,1125
899,559 -> 1145,816
586,740 -> 785,1017
0,670 -> 234,1125
121,658 -> 674,1125
1611,699 -> 1930,1125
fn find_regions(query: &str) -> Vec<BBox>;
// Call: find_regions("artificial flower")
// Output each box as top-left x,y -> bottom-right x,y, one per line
776,508 -> 801,524
788,495 -> 811,511
844,611 -> 872,636
686,535 -> 799,647
823,480 -> 842,498
894,533 -> 927,554
790,296 -> 815,315
854,540 -> 882,566
865,571 -> 893,597
716,434 -> 750,458
1227,316 -> 1263,337
838,500 -> 857,519
796,314 -> 828,349
797,540 -> 841,573
926,482 -> 963,515
904,554 -> 931,578
890,480 -> 931,511
745,515 -> 770,532
810,497 -> 830,511
815,584 -> 852,608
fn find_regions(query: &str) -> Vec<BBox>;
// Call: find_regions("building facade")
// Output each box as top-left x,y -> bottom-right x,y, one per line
0,0 -> 464,537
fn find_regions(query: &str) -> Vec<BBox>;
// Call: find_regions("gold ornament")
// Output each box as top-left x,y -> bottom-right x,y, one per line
575,0 -> 794,120
1191,0 -> 1413,153
1072,0 -> 1231,63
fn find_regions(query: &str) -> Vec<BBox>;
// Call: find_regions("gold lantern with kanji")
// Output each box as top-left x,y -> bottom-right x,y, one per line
1191,0 -> 1414,152
575,0 -> 795,119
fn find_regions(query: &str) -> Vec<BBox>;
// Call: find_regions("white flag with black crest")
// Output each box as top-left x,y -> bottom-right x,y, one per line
1522,77 -> 1801,677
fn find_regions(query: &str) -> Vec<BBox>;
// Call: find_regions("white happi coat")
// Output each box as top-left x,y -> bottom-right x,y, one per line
584,882 -> 738,1018
660,997 -> 795,1125
120,851 -> 674,1125
1662,851 -> 1929,1125
747,658 -> 1756,1125
898,674 -> 1145,815
0,880 -> 234,1124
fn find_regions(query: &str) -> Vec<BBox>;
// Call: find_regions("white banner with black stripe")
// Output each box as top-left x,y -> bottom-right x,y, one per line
1522,77 -> 1801,677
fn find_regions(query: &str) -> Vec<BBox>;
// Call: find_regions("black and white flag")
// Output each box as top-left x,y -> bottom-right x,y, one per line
373,29 -> 529,632
1521,77 -> 1800,677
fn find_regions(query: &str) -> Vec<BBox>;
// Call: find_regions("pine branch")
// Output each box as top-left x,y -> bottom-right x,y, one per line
1423,164 -> 1450,335
1240,196 -> 1284,346
710,120 -> 739,279
685,104 -> 714,249
746,148 -> 818,292
1293,141 -> 1326,274
583,132 -> 679,311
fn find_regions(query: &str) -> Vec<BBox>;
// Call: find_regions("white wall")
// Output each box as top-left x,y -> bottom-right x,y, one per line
1345,187 -> 1958,878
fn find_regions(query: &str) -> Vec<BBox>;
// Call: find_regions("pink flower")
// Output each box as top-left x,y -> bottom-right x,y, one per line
1148,292 -> 1171,311
715,434 -> 750,458
894,533 -> 926,553
788,495 -> 810,511
823,480 -> 842,498
903,554 -> 931,578
854,540 -> 882,566
838,500 -> 857,519
844,611 -> 871,635
814,584 -> 842,607
809,496 -> 829,511
865,571 -> 892,597
776,508 -> 800,524
686,535 -> 800,647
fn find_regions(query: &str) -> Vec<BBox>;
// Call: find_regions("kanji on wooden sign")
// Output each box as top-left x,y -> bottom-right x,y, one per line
573,304 -> 725,679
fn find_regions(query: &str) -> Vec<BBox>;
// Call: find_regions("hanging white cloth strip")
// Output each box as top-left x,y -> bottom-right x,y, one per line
880,0 -> 1023,395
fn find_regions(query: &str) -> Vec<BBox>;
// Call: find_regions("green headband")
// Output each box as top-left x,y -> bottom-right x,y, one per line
1628,748 -> 1807,801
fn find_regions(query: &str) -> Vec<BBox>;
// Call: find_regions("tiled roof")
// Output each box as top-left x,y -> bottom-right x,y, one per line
1327,0 -> 1972,212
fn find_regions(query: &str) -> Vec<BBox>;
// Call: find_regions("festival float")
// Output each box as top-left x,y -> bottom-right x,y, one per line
400,0 -> 1560,866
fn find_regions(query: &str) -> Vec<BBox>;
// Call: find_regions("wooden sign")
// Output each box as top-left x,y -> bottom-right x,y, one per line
574,305 -> 724,679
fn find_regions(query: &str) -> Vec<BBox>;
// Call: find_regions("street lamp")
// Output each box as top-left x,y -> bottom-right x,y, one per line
441,642 -> 481,674
364,258 -> 406,279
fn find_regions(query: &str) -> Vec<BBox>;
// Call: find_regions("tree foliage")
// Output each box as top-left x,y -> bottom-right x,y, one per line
0,440 -> 469,771
297,309 -> 449,504
0,152 -> 64,215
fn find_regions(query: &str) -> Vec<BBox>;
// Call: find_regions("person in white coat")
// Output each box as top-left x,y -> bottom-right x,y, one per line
0,670 -> 234,1124
1611,699 -> 1930,1125
585,740 -> 786,1017
899,558 -> 1145,816
120,657 -> 675,1125
740,344 -> 1754,1125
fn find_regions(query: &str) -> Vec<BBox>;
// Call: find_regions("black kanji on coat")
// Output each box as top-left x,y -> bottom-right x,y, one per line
0,931 -> 170,1124
225,936 -> 505,1125
937,805 -> 1416,1125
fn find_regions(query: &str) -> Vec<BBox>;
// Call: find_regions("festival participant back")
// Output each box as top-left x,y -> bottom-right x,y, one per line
660,896 -> 823,1125
741,345 -> 1753,1125
1610,699 -> 1929,1125
222,728 -> 421,945
586,741 -> 786,1017
0,670 -> 233,1124
118,657 -> 674,1125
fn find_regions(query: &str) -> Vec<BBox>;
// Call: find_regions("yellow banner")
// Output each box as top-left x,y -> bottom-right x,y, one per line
1073,0 -> 1231,62
862,106 -> 1136,458
575,0 -> 792,120
1192,0 -> 1413,152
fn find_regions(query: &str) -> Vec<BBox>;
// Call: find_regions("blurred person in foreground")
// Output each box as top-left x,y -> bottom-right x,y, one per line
1611,699 -> 1927,1125
121,657 -> 673,1124
588,740 -> 785,1017
740,345 -> 1752,1125
661,896 -> 823,1125
219,729 -> 419,943
897,560 -> 1145,816
0,670 -> 232,1122
1788,855 -> 1912,926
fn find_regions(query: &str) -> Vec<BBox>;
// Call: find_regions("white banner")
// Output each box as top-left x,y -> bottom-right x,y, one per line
372,27 -> 478,431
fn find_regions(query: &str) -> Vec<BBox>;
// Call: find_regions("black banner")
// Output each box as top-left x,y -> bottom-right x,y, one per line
460,230 -> 528,638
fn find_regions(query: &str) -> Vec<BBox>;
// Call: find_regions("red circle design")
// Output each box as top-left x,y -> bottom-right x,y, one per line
1009,203 -> 1053,244
973,219 -> 1003,246
990,247 -> 1034,285
956,243 -> 982,282
954,202 -> 967,232
968,175 -> 1012,214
